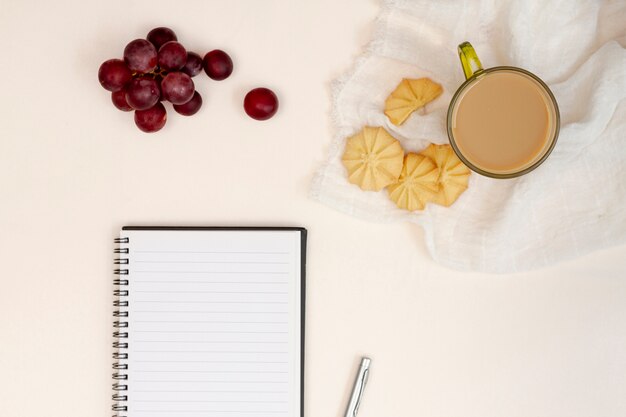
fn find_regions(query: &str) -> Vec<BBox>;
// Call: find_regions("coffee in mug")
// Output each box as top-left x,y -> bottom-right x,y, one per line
447,42 -> 560,178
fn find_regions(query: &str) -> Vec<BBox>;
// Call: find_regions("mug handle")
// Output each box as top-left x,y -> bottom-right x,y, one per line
458,42 -> 483,79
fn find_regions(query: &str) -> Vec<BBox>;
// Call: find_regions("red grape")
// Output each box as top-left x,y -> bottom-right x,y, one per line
111,90 -> 133,111
203,50 -> 233,80
147,27 -> 177,50
182,52 -> 203,77
158,41 -> 187,71
125,76 -> 160,110
134,102 -> 167,133
98,59 -> 132,92
124,39 -> 157,73
244,88 -> 279,120
161,72 -> 194,105
173,91 -> 202,116
154,74 -> 164,101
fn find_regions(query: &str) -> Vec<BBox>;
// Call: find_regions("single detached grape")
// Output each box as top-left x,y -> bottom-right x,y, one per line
124,39 -> 157,73
134,102 -> 167,133
98,59 -> 132,92
173,91 -> 203,116
111,90 -> 133,111
158,41 -> 187,71
203,50 -> 233,80
125,77 -> 160,110
147,27 -> 177,50
161,72 -> 194,105
244,88 -> 279,120
182,52 -> 203,77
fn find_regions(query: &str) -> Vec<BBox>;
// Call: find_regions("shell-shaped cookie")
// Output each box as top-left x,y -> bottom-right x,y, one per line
420,144 -> 471,207
341,126 -> 405,191
384,78 -> 443,126
387,153 -> 439,211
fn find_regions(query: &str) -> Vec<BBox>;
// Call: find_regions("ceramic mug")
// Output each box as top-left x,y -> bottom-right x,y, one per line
446,42 -> 560,179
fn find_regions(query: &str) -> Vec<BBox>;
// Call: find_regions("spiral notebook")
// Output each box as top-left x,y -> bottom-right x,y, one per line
113,227 -> 306,417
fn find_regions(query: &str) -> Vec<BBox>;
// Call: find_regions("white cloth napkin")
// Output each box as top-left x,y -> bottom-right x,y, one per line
311,0 -> 626,273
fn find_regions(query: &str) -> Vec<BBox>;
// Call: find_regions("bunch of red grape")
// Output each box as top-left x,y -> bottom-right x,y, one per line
99,27 -> 276,133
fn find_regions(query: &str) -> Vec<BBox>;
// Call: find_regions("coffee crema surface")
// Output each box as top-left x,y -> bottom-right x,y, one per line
451,70 -> 556,174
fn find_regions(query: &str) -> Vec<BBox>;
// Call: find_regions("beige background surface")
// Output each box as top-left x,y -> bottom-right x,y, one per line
1,1 -> 625,416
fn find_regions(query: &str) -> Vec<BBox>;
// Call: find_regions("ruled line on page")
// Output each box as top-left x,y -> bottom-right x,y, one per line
134,389 -> 288,393
132,310 -> 289,314
132,350 -> 288,354
133,271 -> 289,274
134,320 -> 288,324
133,281 -> 289,284
134,290 -> 288,294
135,380 -> 288,383
134,358 -> 289,364
134,301 -> 288,304
134,330 -> 288,334
135,370 -> 288,374
133,410 -> 288,414
134,261 -> 289,265
132,400 -> 288,404
135,250 -> 289,255
134,341 -> 288,344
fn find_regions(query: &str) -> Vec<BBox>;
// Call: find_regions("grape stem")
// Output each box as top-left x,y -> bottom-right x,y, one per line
131,67 -> 169,79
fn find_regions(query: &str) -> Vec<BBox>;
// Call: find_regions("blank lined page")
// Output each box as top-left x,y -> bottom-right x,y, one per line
122,229 -> 303,417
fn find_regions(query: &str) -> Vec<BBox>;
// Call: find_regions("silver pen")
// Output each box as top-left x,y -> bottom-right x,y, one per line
344,357 -> 371,417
